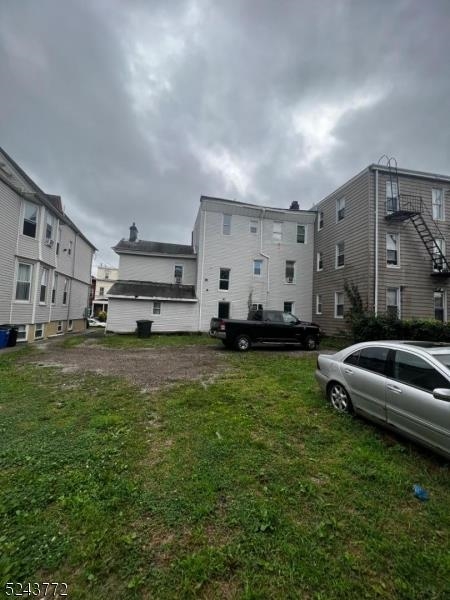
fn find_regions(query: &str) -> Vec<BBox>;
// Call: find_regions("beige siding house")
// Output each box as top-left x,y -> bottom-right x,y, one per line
0,148 -> 96,342
313,164 -> 450,335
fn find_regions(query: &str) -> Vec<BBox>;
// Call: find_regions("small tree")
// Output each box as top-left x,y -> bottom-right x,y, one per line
97,310 -> 107,322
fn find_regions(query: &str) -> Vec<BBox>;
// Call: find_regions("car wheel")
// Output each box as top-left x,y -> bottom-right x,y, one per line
303,335 -> 318,351
234,334 -> 251,352
327,382 -> 353,413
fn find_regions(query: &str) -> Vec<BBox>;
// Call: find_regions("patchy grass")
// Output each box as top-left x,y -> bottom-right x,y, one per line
91,332 -> 216,349
0,342 -> 449,599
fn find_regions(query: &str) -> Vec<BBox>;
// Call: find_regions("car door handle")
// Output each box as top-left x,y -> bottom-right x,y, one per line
344,368 -> 353,374
387,384 -> 402,393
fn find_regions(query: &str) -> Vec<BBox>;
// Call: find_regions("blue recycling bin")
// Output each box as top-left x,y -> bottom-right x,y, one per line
0,329 -> 10,349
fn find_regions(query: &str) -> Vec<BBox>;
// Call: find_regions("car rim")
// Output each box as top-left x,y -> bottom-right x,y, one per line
330,384 -> 348,412
307,338 -> 316,350
238,337 -> 249,350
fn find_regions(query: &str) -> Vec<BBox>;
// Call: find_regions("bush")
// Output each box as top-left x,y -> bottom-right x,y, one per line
97,311 -> 107,322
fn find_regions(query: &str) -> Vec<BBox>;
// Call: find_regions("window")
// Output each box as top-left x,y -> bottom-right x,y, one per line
434,291 -> 446,322
99,286 -> 105,296
223,214 -> 231,235
336,197 -> 345,222
39,268 -> 49,303
174,265 -> 183,283
105,271 -> 110,279
285,261 -> 295,283
316,295 -> 322,315
16,325 -> 27,342
273,221 -> 282,241
432,189 -> 444,221
358,346 -> 390,375
282,312 -> 297,324
249,220 -> 258,234
297,225 -> 306,244
68,240 -> 73,256
318,211 -> 324,231
45,211 -> 55,242
68,320 -> 73,331
336,242 -> 345,268
52,273 -> 58,304
57,321 -> 63,333
386,287 -> 400,318
344,350 -> 360,366
34,323 -> 44,339
251,303 -> 263,311
219,268 -> 230,290
283,301 -> 293,313
16,263 -> 32,301
393,350 -> 449,392
153,301 -> 161,315
386,181 -> 399,213
23,200 -> 38,238
386,233 -> 399,266
63,278 -> 69,304
253,259 -> 263,276
335,292 -> 344,318
432,238 -> 446,271
317,252 -> 323,271
218,302 -> 230,318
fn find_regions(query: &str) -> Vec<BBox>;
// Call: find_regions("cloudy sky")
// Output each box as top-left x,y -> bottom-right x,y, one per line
1,0 -> 449,266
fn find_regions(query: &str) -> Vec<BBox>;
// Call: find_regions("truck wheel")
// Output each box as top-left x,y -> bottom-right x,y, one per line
303,335 -> 318,351
234,334 -> 251,352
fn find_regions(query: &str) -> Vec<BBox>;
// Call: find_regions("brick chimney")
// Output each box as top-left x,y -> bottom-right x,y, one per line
129,222 -> 138,242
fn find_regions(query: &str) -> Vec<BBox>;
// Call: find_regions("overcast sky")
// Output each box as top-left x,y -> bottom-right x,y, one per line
1,0 -> 449,266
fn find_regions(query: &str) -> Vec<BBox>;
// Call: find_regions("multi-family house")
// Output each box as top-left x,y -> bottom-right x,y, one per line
91,264 -> 119,316
107,197 -> 316,332
0,147 -> 96,342
313,163 -> 450,335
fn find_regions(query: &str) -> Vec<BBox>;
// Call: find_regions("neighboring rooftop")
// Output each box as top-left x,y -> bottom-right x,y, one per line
113,239 -> 195,256
108,280 -> 197,300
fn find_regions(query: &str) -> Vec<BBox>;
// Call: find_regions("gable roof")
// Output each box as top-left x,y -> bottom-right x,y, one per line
108,280 -> 197,301
113,239 -> 195,257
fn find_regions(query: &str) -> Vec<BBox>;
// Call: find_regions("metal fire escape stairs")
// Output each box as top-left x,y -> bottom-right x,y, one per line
382,157 -> 450,277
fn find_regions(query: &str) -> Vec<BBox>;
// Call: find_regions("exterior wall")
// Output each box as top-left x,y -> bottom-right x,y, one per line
107,298 -> 198,333
313,169 -> 371,335
118,254 -> 197,285
0,182 -> 21,323
196,199 -> 315,331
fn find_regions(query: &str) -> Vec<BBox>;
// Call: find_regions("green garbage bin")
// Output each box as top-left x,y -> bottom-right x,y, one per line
136,320 -> 153,338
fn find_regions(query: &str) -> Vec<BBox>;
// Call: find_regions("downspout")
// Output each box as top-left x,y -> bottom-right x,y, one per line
374,168 -> 379,315
197,208 -> 207,331
259,208 -> 270,303
66,232 -> 77,329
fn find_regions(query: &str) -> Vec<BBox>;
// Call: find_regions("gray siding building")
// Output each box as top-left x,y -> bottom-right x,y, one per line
313,164 -> 450,335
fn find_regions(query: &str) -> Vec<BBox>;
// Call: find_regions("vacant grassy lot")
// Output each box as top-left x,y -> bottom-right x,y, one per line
1,335 -> 449,599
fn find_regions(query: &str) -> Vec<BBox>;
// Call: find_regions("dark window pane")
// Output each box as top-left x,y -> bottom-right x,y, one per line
358,347 -> 390,375
394,350 -> 449,392
344,351 -> 360,366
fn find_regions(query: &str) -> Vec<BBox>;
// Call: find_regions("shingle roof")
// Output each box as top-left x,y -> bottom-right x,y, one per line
113,240 -> 195,256
108,280 -> 197,300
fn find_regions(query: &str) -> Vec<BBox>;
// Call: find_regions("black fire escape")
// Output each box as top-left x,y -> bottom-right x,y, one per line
382,157 -> 449,277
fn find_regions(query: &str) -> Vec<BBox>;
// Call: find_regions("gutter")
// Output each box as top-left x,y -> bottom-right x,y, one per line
259,208 -> 270,298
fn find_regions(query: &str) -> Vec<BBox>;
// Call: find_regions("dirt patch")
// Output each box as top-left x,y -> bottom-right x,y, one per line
19,342 -> 229,391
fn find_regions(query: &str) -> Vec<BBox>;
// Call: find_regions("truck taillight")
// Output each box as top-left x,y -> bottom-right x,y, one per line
219,320 -> 226,331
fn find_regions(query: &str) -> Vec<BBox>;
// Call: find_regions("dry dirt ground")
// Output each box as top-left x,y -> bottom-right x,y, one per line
19,338 -> 230,392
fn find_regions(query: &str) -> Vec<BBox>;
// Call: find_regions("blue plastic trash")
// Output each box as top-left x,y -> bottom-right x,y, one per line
0,329 -> 9,349
412,484 -> 429,502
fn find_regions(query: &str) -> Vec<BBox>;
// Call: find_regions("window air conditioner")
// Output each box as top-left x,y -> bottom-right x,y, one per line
287,277 -> 294,283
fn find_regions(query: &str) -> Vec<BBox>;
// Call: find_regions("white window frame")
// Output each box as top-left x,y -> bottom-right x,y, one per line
223,214 -> 231,235
63,278 -> 69,305
336,197 -> 345,222
334,292 -> 344,318
432,238 -> 446,272
57,320 -> 63,334
296,224 -> 306,244
432,188 -> 444,221
174,264 -> 183,283
386,232 -> 400,267
335,242 -> 345,269
285,260 -> 295,284
253,259 -> 263,276
39,268 -> 49,304
45,211 -> 55,243
153,301 -> 161,315
68,319 -> 73,331
273,221 -> 282,241
386,287 -> 401,318
16,325 -> 28,342
386,181 -> 399,213
219,268 -> 230,290
316,294 -> 323,315
317,252 -> 323,271
51,273 -> 58,304
15,262 -> 33,302
34,323 -> 44,339
317,211 -> 324,231
22,200 -> 38,238
249,220 -> 258,234
434,290 -> 446,322
283,301 -> 294,313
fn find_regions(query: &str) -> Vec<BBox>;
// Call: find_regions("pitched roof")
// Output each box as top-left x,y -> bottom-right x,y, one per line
108,280 -> 197,300
113,239 -> 195,256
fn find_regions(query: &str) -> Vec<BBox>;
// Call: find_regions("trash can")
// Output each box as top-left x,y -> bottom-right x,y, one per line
7,326 -> 18,347
0,328 -> 9,349
136,319 -> 153,338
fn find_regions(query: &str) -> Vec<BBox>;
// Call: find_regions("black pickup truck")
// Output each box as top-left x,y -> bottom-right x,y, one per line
210,309 -> 321,351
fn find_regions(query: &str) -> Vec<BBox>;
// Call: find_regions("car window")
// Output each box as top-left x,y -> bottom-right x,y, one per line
357,347 -> 390,375
282,312 -> 297,324
393,350 -> 450,392
344,350 -> 360,366
434,354 -> 450,369
265,311 -> 283,322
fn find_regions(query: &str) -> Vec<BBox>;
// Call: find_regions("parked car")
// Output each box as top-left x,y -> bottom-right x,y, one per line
88,318 -> 106,328
210,309 -> 321,351
315,341 -> 450,459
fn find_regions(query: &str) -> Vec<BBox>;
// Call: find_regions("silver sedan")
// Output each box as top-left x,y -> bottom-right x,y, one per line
315,341 -> 450,460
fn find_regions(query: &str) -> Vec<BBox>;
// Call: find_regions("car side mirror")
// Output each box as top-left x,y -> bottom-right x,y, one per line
433,388 -> 450,401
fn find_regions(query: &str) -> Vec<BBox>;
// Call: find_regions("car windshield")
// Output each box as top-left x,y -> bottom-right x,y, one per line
282,312 -> 298,324
434,354 -> 450,369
